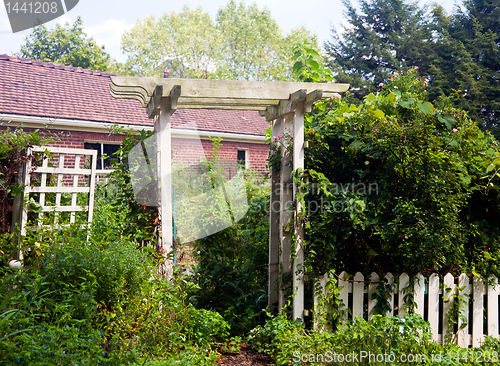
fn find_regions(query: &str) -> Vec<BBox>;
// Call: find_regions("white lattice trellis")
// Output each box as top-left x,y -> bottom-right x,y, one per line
19,146 -> 97,236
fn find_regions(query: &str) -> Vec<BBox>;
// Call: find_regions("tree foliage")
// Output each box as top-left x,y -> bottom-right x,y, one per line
121,1 -> 319,80
295,69 -> 500,277
326,0 -> 500,137
19,17 -> 111,71
325,0 -> 430,101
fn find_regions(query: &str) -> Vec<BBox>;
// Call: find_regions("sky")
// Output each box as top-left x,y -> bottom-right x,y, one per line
1,0 -> 460,64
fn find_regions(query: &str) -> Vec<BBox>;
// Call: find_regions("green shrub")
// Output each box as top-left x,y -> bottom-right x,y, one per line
296,68 -> 500,277
0,224 -> 229,364
189,171 -> 270,335
249,313 -> 500,365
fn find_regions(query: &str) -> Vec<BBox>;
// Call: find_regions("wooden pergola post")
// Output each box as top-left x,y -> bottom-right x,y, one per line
268,118 -> 281,313
109,77 -> 348,319
292,100 -> 305,321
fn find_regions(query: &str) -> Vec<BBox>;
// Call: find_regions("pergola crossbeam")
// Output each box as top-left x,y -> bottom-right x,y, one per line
111,77 -> 348,107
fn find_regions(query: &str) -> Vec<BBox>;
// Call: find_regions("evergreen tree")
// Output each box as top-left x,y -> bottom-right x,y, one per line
449,0 -> 500,136
325,0 -> 431,101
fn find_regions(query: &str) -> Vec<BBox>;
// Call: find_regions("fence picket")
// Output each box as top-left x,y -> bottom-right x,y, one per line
368,272 -> 378,319
428,274 -> 439,343
353,272 -> 364,320
338,271 -> 351,321
488,276 -> 499,339
442,273 -> 455,344
313,275 -> 327,331
398,273 -> 410,317
472,277 -> 485,347
414,274 -> 425,318
70,154 -> 81,224
317,271 -> 498,347
386,273 -> 394,317
457,274 -> 470,347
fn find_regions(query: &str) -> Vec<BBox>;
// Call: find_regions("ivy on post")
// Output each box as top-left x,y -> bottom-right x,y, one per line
268,116 -> 282,314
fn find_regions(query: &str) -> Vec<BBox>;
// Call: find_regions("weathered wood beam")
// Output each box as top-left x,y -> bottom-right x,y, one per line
156,97 -> 174,257
146,85 -> 162,119
110,77 -> 349,107
169,85 -> 181,111
178,97 -> 280,107
147,85 -> 181,119
176,104 -> 267,111
305,90 -> 323,113
263,89 -> 325,121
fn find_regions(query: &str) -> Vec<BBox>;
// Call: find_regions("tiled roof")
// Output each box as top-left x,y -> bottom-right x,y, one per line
0,55 -> 269,136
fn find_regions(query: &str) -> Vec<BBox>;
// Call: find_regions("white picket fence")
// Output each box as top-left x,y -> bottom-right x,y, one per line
313,272 -> 500,347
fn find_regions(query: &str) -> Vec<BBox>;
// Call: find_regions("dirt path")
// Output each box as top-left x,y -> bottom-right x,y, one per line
216,344 -> 274,366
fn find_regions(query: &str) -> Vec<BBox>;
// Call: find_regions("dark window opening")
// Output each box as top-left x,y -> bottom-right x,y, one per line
84,142 -> 120,170
237,150 -> 246,168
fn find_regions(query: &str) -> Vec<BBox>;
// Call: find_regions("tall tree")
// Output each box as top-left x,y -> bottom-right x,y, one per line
19,17 -> 111,71
449,0 -> 500,136
325,0 -> 431,100
121,6 -> 218,78
120,1 -> 319,80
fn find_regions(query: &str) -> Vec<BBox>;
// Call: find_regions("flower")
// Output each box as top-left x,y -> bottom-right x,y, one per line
378,82 -> 384,87
452,128 -> 458,132
277,134 -> 283,139
415,66 -> 419,70
271,137 -> 276,143
332,93 -> 341,99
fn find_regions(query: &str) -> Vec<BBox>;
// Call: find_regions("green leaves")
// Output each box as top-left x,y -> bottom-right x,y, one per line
372,109 -> 386,119
302,67 -> 500,279
27,198 -> 43,213
121,2 -> 320,80
291,41 -> 333,83
437,114 -> 457,130
19,17 -> 111,71
417,101 -> 432,115
399,98 -> 415,108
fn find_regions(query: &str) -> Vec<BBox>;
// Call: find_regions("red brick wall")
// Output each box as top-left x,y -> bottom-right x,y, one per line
2,127 -> 269,175
172,138 -> 269,176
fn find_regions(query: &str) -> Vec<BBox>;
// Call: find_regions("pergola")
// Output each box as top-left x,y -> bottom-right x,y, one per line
110,77 -> 349,319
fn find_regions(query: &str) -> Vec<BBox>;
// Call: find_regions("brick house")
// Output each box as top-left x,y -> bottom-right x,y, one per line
0,55 -> 270,177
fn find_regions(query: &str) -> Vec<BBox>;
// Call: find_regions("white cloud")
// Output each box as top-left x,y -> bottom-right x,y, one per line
85,19 -> 134,63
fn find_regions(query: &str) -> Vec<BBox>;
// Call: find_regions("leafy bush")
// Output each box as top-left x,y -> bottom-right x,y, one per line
0,223 -> 229,365
0,127 -> 50,234
296,68 -> 500,277
249,312 -> 500,365
107,128 -> 159,246
177,139 -> 270,335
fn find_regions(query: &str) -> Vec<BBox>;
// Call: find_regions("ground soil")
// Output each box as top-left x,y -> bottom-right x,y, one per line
216,344 -> 274,366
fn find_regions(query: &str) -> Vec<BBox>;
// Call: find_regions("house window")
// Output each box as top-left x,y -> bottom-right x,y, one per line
237,149 -> 248,169
84,142 -> 120,170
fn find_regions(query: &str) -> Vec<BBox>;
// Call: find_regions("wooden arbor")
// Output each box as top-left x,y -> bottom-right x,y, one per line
110,77 -> 349,319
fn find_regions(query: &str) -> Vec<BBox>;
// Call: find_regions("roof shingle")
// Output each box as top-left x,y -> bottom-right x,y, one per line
0,55 -> 269,136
